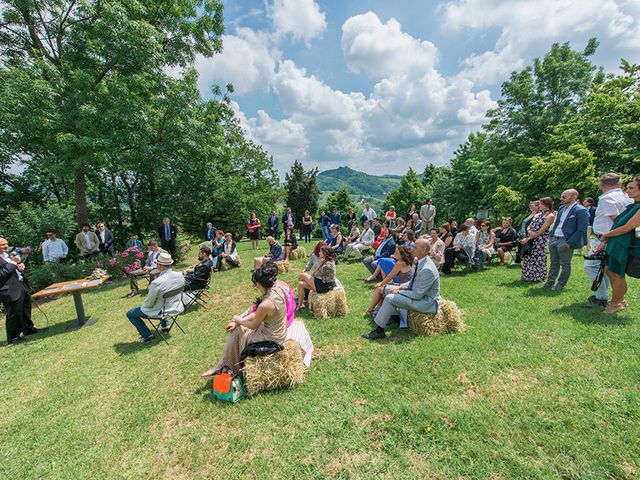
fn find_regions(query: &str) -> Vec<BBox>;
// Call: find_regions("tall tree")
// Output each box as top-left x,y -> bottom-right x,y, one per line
383,168 -> 427,215
284,160 -> 320,228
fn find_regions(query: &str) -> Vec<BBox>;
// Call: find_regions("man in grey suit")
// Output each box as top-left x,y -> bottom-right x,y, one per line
362,239 -> 441,340
420,199 -> 436,232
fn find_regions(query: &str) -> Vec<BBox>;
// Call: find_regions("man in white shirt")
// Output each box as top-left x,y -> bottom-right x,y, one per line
584,173 -> 632,307
125,251 -> 185,343
74,223 -> 100,258
343,220 -> 375,260
465,218 -> 478,236
362,204 -> 376,223
420,199 -> 436,231
42,229 -> 69,262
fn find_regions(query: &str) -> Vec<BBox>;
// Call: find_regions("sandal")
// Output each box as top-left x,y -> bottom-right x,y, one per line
200,368 -> 218,378
363,310 -> 374,318
296,302 -> 306,311
604,302 -> 625,315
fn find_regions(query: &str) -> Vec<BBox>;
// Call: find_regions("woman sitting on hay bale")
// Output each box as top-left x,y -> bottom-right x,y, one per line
364,245 -> 415,317
283,227 -> 298,261
296,246 -> 336,311
303,241 -> 324,274
201,262 -> 292,377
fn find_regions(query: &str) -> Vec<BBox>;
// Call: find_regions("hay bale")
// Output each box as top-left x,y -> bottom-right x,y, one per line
308,286 -> 348,319
408,299 -> 464,336
243,340 -> 306,396
275,260 -> 290,274
289,246 -> 307,260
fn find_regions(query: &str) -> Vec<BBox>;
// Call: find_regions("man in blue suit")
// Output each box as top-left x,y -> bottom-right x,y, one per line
545,189 -> 589,290
363,239 -> 440,340
363,228 -> 396,273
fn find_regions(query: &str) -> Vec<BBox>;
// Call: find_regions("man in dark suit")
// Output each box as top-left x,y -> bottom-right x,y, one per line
183,246 -> 213,291
95,222 -> 115,256
545,189 -> 590,291
282,207 -> 296,231
204,222 -> 215,242
267,211 -> 279,239
0,237 -> 44,344
331,208 -> 341,227
157,217 -> 177,260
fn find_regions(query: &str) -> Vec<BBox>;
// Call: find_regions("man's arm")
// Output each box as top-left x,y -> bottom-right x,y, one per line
42,242 -> 50,262
398,267 -> 436,300
566,209 -> 590,247
0,259 -> 18,282
62,241 -> 69,256
142,282 -> 160,310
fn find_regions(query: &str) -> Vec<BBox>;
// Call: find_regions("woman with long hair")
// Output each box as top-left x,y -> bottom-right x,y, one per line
521,197 -> 555,282
247,212 -> 261,250
364,245 -> 416,316
296,246 -> 336,310
428,228 -> 445,268
283,226 -> 298,260
302,210 -> 313,243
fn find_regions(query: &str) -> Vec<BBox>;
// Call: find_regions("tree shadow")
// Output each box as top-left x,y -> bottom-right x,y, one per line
113,336 -> 166,355
524,287 -> 562,297
551,303 -> 633,327
496,281 -> 533,290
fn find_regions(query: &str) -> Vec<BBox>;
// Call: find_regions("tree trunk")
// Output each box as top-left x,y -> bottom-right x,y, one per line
74,168 -> 89,225
121,174 -> 141,239
109,171 -> 125,239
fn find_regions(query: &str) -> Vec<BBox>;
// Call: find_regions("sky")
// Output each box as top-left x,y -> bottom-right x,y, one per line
189,0 -> 640,177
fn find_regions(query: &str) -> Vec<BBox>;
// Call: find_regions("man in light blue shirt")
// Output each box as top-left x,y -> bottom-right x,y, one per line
42,229 -> 69,262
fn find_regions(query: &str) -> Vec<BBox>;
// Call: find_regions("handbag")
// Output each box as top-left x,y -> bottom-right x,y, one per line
213,373 -> 246,403
520,240 -> 533,258
626,233 -> 640,278
240,340 -> 284,361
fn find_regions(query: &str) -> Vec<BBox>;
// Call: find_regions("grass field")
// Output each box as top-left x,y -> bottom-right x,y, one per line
1,240 -> 639,479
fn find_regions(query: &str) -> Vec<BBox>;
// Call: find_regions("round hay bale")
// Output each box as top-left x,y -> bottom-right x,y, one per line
275,260 -> 290,274
308,286 -> 348,319
289,246 -> 307,260
243,340 -> 305,396
408,299 -> 464,336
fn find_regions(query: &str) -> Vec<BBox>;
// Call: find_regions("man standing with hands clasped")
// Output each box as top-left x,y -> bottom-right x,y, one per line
158,217 -> 177,260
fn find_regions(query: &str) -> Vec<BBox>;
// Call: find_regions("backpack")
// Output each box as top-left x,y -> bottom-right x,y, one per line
213,373 -> 246,403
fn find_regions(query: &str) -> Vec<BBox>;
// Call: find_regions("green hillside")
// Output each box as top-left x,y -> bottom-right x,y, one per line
317,166 -> 401,197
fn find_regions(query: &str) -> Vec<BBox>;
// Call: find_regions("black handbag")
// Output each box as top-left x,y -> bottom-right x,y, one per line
520,240 -> 533,258
625,232 -> 640,278
240,340 -> 284,361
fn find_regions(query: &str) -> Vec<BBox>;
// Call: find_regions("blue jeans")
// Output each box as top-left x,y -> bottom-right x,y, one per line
322,226 -> 329,240
126,306 -> 168,338
583,237 -> 609,300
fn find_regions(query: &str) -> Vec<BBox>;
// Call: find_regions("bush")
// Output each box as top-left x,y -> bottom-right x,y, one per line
27,262 -> 94,291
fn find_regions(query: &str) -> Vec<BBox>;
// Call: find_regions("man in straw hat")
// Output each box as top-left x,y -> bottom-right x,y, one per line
125,251 -> 185,343
362,238 -> 441,340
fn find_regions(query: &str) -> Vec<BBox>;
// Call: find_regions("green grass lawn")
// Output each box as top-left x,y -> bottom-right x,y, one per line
1,240 -> 638,479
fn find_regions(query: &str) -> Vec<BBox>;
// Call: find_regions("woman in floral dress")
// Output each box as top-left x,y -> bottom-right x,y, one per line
521,197 -> 556,282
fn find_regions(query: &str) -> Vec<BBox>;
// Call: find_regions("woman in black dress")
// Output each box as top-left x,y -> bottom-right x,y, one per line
247,212 -> 261,250
283,226 -> 298,260
302,210 -> 313,243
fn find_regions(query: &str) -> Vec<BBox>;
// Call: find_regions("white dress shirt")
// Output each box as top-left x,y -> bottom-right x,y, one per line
593,189 -> 632,235
2,253 -> 23,280
363,208 -> 376,221
42,238 -> 69,262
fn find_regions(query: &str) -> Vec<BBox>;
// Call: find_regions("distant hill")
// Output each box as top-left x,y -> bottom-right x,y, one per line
317,166 -> 401,198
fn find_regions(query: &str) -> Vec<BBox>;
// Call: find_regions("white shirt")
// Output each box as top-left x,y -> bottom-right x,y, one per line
554,202 -> 577,237
363,208 -> 376,221
358,228 -> 375,247
98,230 -> 106,243
2,253 -> 23,281
593,188 -> 632,235
468,225 -> 478,236
42,238 -> 69,262
82,231 -> 93,250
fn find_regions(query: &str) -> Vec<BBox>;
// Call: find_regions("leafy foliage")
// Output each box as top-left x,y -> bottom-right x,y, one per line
383,168 -> 427,215
2,203 -> 76,254
285,160 -> 320,228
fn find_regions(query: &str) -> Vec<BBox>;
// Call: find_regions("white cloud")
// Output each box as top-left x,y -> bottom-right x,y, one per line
267,0 -> 327,46
341,12 -> 438,77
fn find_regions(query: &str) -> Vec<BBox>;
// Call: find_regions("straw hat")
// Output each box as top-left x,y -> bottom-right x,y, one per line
156,251 -> 174,266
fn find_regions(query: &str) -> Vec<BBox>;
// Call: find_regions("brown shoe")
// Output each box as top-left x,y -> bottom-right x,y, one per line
126,291 -> 139,298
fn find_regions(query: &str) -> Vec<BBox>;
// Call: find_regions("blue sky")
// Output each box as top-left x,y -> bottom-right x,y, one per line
192,0 -> 640,176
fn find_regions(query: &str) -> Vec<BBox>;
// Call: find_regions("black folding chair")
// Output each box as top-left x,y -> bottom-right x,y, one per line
183,282 -> 211,311
146,285 -> 185,344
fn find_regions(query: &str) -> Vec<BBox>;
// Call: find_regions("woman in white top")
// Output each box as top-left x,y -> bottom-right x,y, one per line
427,228 -> 445,269
219,233 -> 240,268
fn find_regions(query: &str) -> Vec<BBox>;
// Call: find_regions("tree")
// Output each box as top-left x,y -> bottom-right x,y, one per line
284,160 -> 320,228
383,168 -> 427,216
323,187 -> 354,221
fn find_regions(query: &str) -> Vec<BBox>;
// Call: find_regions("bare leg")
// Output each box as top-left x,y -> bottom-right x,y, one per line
366,265 -> 382,281
605,268 -> 627,313
254,256 -> 263,270
284,246 -> 290,260
366,285 -> 385,314
497,248 -> 505,264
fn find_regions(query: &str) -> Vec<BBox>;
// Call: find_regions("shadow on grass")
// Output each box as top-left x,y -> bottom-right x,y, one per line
113,336 -> 166,355
496,281 -> 532,289
524,286 -> 562,297
27,317 -> 85,341
552,303 -> 633,327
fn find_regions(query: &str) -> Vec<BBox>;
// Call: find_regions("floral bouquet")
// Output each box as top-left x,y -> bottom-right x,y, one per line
89,268 -> 108,280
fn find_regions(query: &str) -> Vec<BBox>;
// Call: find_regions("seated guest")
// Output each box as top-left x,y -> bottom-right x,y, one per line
125,252 -> 185,343
42,229 -> 69,262
385,206 -> 397,227
448,217 -> 459,236
412,213 -> 424,237
442,224 -> 476,274
211,230 -> 225,271
328,224 -> 344,254
365,244 -> 414,284
343,220 -> 360,248
438,223 -> 454,248
127,234 -> 143,250
465,218 -> 478,235
75,223 -> 100,258
95,222 -> 115,257
183,246 -> 213,291
219,232 -> 240,269
427,228 -> 445,268
362,239 -> 440,340
364,245 -> 416,315
127,240 -> 164,297
474,221 -> 495,264
254,236 -> 283,270
297,246 -> 336,310
304,241 -> 325,273
343,220 -> 374,260
362,203 -> 377,224
363,227 -> 396,274
371,217 -> 382,237
283,226 -> 298,260
371,220 -> 390,251
399,229 -> 416,248
391,217 -> 406,239
492,218 -> 518,265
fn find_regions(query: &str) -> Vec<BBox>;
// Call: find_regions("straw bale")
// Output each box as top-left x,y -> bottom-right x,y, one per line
408,299 -> 464,336
275,260 -> 290,274
243,340 -> 306,396
289,247 -> 307,260
308,286 -> 348,319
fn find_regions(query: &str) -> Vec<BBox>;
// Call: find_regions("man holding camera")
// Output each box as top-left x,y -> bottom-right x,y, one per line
583,173 -> 632,308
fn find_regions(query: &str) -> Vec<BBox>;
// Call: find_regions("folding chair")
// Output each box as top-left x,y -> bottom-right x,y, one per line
183,282 -> 210,311
146,285 -> 186,344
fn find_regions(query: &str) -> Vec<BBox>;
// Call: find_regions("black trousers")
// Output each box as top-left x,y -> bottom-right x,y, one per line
161,239 -> 177,260
3,284 -> 31,340
442,247 -> 469,274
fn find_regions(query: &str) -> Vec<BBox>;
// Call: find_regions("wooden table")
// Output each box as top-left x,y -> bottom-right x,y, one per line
32,277 -> 109,329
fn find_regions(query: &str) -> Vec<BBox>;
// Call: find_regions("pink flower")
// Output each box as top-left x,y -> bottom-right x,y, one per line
120,251 -> 129,257
96,262 -> 103,268
135,252 -> 144,259
109,258 -> 118,266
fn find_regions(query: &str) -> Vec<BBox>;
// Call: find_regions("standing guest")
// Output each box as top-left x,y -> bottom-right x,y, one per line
211,230 -> 225,271
183,246 -> 213,291
406,204 -> 417,222
267,211 -> 280,240
439,223 -> 454,249
442,224 -> 475,274
127,234 -> 143,250
593,177 -> 640,314
583,173 -> 632,308
95,222 -> 115,257
328,224 -> 344,254
296,246 -> 336,310
75,223 -> 100,259
343,220 -> 375,260
127,240 -> 164,297
331,208 -> 342,228
521,197 -> 555,283
492,218 -> 518,265
515,201 -> 540,263
412,213 -> 424,237
385,206 -> 397,227
346,207 -> 357,226
363,227 -> 396,274
474,221 -> 495,264
304,241 -> 325,273
371,217 -> 382,237
282,207 -> 296,232
319,210 -> 331,240
427,228 -> 445,269
247,212 -> 261,250
420,199 -> 437,232
283,227 -> 298,261
42,229 -> 69,262
544,189 -> 589,291
301,210 -> 313,243
125,252 -> 185,343
254,236 -> 283,270
204,222 -> 216,242
583,197 -> 596,250
219,232 -> 240,269
362,203 -> 377,224
364,246 -> 416,315
362,239 -> 440,340
1,237 -> 46,344
157,217 -> 177,260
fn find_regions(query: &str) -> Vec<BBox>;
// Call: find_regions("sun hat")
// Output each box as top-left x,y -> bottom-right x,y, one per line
156,251 -> 174,266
